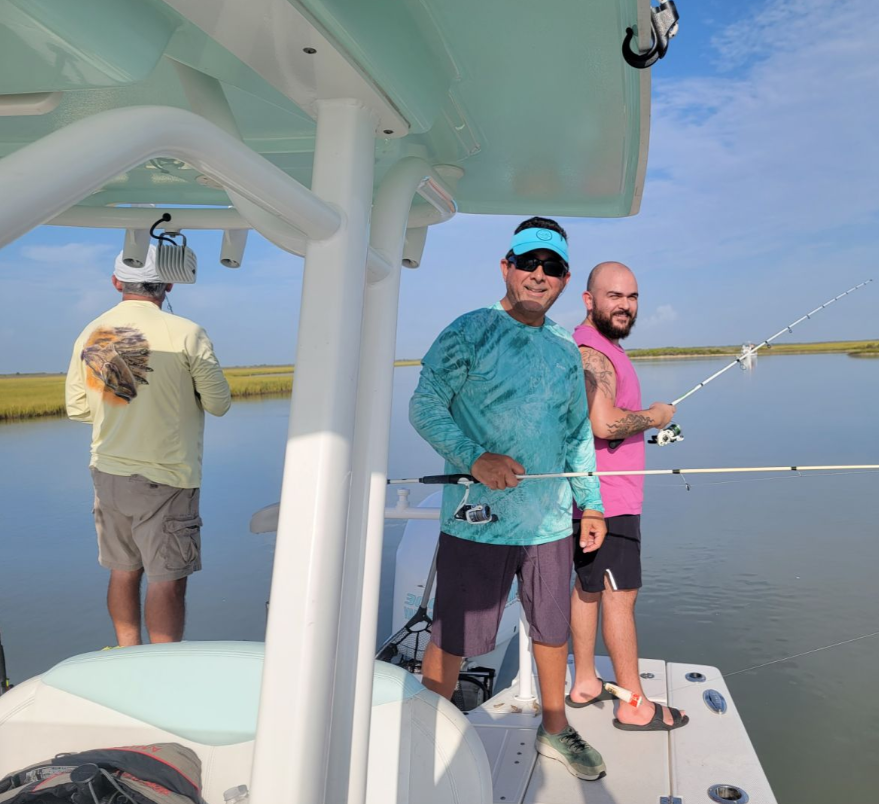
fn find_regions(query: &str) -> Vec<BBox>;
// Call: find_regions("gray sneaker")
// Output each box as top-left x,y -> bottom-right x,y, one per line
535,724 -> 606,781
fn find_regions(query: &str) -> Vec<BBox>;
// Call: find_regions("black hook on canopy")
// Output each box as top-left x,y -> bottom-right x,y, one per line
622,1 -> 680,70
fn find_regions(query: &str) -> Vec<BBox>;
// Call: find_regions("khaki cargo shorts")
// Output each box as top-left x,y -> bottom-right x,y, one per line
91,468 -> 202,582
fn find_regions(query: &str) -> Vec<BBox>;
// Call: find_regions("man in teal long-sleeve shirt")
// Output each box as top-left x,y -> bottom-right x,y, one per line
409,217 -> 609,781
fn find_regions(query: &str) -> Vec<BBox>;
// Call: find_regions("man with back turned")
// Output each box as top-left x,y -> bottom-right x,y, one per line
66,245 -> 231,646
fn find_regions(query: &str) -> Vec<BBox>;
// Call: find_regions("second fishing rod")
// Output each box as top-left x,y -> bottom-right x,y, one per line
388,464 -> 879,525
609,279 -> 873,449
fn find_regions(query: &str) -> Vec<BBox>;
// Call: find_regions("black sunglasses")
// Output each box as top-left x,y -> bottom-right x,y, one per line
507,252 -> 569,279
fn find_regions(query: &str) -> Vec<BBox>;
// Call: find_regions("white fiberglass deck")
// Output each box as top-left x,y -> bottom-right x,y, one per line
468,656 -> 776,804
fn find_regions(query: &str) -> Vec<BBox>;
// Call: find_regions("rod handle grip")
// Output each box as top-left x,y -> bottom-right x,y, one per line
420,473 -> 476,485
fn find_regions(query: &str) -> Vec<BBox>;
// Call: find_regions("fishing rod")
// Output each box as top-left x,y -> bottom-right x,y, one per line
389,465 -> 879,484
642,279 -> 873,448
388,465 -> 879,521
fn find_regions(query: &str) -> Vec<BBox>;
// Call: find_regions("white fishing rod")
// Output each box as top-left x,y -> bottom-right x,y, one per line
389,465 -> 879,484
388,465 -> 879,522
646,279 -> 873,447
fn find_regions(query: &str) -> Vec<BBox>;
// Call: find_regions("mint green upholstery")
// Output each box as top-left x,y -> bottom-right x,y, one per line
42,642 -> 422,746
371,659 -> 425,707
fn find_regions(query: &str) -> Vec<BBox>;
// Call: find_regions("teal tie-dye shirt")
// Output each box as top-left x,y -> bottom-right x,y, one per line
409,302 -> 603,546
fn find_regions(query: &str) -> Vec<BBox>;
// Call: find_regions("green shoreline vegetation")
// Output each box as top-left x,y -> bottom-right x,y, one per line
2,342 -> 876,423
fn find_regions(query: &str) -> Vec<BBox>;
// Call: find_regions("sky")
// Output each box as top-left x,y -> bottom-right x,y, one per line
1,0 -> 877,374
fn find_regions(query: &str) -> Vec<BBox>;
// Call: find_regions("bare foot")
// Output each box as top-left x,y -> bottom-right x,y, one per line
615,699 -> 686,727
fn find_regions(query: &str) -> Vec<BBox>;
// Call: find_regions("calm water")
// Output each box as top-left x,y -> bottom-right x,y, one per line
1,354 -> 877,803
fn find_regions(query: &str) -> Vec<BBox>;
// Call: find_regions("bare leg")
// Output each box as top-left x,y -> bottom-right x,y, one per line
421,640 -> 463,699
107,569 -> 144,647
569,578 -> 605,703
533,640 -> 570,734
602,582 -> 684,726
144,578 -> 187,643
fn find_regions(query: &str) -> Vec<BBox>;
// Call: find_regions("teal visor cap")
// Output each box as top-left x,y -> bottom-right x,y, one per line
511,228 -> 569,263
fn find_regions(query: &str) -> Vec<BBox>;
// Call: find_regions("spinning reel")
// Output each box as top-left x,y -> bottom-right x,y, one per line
453,478 -> 498,525
649,422 -> 684,447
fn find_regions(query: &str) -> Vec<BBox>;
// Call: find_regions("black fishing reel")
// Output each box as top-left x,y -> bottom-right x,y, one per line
649,422 -> 684,446
455,504 -> 498,525
452,478 -> 499,525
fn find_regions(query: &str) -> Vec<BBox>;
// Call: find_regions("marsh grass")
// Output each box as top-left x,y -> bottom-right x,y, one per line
629,340 -> 879,359
3,343 -> 875,422
0,375 -> 68,421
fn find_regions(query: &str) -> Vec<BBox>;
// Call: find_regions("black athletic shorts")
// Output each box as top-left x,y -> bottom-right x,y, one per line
573,514 -> 641,592
432,532 -> 574,656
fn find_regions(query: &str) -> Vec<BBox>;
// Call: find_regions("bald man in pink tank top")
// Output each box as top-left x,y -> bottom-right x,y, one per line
567,262 -> 689,732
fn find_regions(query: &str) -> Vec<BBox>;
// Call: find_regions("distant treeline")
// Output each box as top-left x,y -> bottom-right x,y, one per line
2,342 -> 876,423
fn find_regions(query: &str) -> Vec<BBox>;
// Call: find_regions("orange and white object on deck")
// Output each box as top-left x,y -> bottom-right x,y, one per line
604,681 -> 643,708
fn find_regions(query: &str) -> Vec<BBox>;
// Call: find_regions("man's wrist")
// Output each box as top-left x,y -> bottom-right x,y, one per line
467,446 -> 488,472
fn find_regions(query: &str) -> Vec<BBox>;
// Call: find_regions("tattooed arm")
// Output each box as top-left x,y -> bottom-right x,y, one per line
579,346 -> 675,439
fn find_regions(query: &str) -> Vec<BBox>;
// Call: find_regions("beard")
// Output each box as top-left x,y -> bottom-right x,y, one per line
593,307 -> 637,340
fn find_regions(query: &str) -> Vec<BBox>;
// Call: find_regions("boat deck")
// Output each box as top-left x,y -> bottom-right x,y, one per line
466,656 -> 776,804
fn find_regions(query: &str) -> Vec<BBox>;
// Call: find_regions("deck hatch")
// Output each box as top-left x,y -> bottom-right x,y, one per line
703,689 -> 728,715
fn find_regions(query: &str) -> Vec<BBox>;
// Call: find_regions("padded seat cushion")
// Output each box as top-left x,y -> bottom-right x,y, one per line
41,642 -> 426,747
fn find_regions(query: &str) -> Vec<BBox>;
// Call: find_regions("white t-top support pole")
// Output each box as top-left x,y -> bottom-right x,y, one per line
328,157 -> 451,804
249,98 -> 378,804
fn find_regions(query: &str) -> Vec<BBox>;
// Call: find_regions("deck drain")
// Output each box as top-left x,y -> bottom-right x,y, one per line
708,784 -> 749,803
685,671 -> 707,682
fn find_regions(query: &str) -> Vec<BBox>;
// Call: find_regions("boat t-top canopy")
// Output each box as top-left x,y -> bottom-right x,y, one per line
0,0 -> 651,220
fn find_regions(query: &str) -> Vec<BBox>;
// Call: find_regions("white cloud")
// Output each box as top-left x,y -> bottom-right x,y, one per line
20,243 -> 115,267
579,0 -> 879,269
642,304 -> 679,328
557,0 -> 879,347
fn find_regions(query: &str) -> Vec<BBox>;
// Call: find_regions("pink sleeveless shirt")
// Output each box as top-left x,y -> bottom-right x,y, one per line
573,325 -> 644,517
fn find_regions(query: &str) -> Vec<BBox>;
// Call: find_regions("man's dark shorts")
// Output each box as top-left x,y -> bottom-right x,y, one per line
573,514 -> 641,592
91,468 -> 202,583
431,531 -> 573,657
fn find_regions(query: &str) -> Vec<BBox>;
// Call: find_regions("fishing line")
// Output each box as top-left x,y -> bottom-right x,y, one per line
666,629 -> 879,695
723,630 -> 879,680
504,561 -> 879,707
